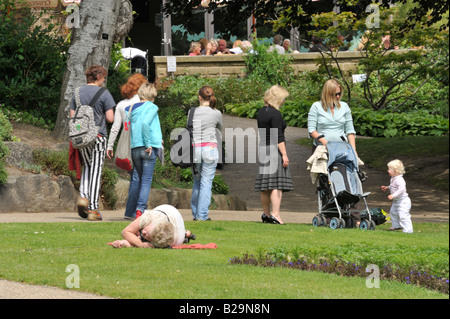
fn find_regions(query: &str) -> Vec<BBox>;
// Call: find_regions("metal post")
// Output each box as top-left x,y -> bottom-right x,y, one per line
204,10 -> 214,40
162,0 -> 172,56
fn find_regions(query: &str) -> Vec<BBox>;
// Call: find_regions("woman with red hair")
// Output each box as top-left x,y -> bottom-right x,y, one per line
107,73 -> 147,156
107,73 -> 148,219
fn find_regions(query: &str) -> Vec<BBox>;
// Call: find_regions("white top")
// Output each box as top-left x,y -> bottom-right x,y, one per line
143,205 -> 186,246
267,44 -> 285,55
389,175 -> 409,201
107,94 -> 141,151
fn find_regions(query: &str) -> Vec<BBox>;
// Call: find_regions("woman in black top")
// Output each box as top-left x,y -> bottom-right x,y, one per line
255,85 -> 293,224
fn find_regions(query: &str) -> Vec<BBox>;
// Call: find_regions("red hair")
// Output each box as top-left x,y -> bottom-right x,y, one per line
120,73 -> 148,99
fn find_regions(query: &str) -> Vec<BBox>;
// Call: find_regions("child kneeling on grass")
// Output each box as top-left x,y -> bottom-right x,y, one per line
381,159 -> 413,233
110,204 -> 195,248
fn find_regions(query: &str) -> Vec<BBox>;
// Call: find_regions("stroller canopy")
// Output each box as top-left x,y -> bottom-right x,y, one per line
120,47 -> 147,60
326,142 -> 359,171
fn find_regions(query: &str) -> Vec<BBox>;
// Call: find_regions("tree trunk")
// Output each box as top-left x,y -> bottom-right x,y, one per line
52,0 -> 132,140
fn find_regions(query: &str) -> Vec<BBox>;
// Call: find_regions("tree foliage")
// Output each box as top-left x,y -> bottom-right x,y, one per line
0,0 -> 69,124
163,0 -> 449,36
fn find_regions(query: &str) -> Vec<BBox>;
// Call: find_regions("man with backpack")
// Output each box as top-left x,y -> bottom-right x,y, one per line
69,65 -> 115,221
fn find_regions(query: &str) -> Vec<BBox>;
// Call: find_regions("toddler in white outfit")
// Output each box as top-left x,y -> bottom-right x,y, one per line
381,159 -> 413,233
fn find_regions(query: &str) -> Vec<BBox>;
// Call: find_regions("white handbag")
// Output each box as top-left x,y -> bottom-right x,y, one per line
114,104 -> 135,171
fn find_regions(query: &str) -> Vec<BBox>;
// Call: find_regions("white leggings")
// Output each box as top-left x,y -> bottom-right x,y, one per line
79,136 -> 106,210
390,196 -> 413,233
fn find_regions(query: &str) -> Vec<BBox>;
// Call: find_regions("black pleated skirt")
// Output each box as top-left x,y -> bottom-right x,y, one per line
254,150 -> 293,192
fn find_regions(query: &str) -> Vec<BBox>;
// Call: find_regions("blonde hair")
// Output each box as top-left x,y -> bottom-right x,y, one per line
138,210 -> 175,248
209,39 -> 218,47
189,42 -> 201,53
264,85 -> 289,109
150,222 -> 175,248
387,159 -> 405,175
233,40 -> 242,48
138,82 -> 157,102
321,79 -> 342,111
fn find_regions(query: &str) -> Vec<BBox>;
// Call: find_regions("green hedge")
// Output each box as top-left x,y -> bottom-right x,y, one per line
0,109 -> 12,184
352,108 -> 449,137
225,100 -> 449,137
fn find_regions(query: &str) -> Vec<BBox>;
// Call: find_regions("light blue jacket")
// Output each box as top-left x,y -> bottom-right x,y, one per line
307,101 -> 356,144
126,101 -> 162,149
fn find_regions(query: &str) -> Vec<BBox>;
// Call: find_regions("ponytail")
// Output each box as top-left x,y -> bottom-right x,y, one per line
198,86 -> 217,109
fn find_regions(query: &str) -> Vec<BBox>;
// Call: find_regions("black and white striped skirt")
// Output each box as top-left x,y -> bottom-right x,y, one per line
254,150 -> 293,192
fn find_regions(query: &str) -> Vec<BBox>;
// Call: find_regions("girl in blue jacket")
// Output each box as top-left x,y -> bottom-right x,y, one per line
125,82 -> 163,219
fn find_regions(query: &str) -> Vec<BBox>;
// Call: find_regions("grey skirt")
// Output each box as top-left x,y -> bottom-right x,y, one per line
254,150 -> 293,192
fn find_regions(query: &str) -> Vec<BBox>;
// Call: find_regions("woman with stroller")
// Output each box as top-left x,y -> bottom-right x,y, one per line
307,79 -> 359,226
307,79 -> 357,155
255,85 -> 293,225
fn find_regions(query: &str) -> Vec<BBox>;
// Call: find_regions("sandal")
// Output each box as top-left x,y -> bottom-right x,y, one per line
184,231 -> 196,243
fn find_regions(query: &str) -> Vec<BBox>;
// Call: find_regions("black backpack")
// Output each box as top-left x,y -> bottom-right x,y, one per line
170,107 -> 197,173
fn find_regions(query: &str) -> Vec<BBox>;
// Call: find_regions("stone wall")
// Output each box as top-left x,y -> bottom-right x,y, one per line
154,50 -> 412,79
0,142 -> 246,213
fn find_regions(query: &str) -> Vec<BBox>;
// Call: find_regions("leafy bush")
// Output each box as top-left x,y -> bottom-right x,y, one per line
160,75 -> 271,112
0,109 -> 12,185
0,108 -> 12,141
352,107 -> 449,137
106,43 -> 132,104
226,100 -> 449,137
0,141 -> 8,185
0,0 -> 69,125
243,38 -> 294,87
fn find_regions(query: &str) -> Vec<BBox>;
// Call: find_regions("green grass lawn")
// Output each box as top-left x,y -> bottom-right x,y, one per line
0,220 -> 447,299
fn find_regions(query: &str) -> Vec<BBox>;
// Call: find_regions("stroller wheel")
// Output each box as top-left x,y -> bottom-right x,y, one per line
329,217 -> 341,230
360,220 -> 375,230
359,220 -> 369,230
312,215 -> 320,227
346,218 -> 354,228
319,214 -> 327,226
339,218 -> 346,228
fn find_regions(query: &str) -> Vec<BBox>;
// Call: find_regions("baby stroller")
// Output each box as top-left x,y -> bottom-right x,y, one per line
312,141 -> 376,230
119,47 -> 149,77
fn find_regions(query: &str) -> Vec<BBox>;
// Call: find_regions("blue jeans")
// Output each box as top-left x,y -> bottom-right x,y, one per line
129,146 -> 158,213
191,146 -> 219,220
124,168 -> 139,218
